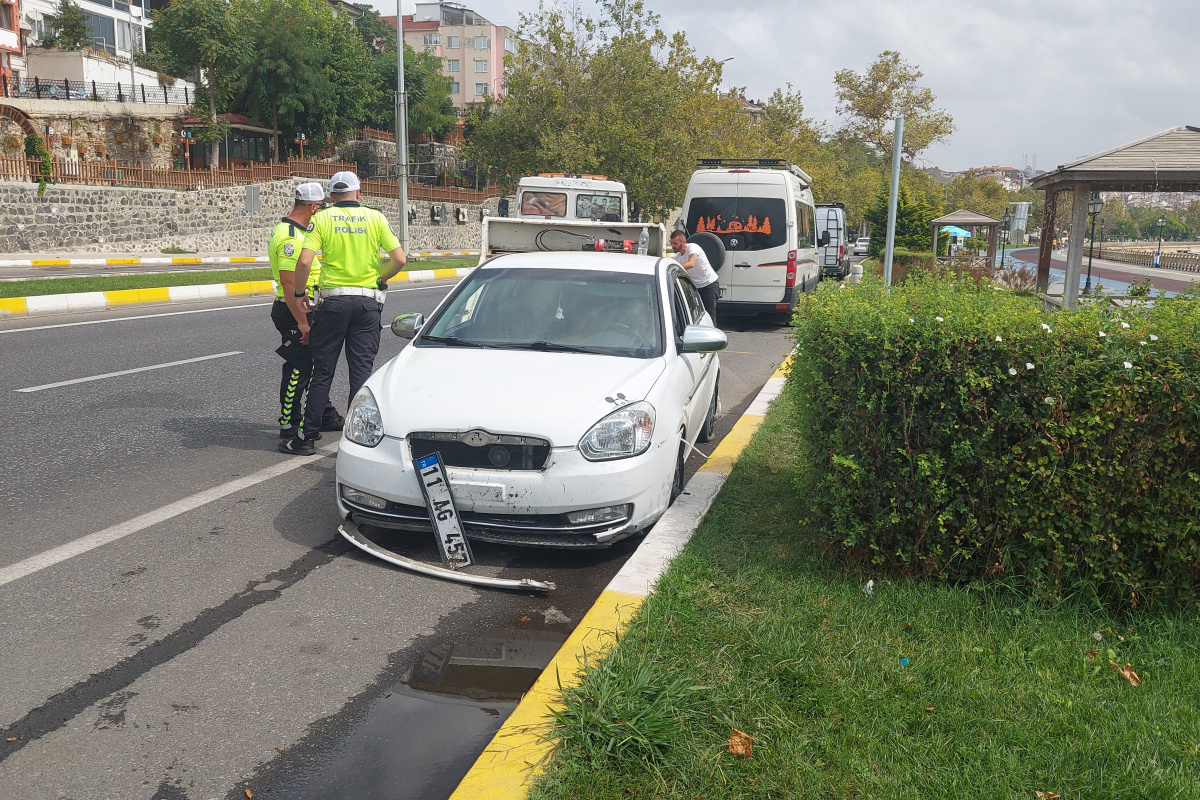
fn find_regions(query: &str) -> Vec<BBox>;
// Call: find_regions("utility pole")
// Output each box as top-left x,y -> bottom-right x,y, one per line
882,116 -> 904,286
395,1 -> 410,252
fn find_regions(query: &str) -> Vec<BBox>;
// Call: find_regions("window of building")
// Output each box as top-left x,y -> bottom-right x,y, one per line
0,4 -> 13,30
115,20 -> 142,52
423,33 -> 440,45
504,37 -> 516,53
85,13 -> 117,53
473,36 -> 488,49
446,35 -> 459,48
451,81 -> 460,94
474,83 -> 487,97
446,59 -> 459,72
474,59 -> 487,72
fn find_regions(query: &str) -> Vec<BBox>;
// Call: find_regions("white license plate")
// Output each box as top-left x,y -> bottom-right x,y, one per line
415,453 -> 475,570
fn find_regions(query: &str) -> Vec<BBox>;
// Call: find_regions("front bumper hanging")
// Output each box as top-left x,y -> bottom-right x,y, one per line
338,520 -> 556,593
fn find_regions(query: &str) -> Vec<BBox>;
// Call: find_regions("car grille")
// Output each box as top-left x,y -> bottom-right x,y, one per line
408,431 -> 551,471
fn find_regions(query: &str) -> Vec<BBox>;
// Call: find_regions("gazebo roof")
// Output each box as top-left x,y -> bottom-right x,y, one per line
931,209 -> 1002,226
1030,126 -> 1200,192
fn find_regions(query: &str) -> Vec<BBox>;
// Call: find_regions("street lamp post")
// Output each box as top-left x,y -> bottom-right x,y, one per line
1154,216 -> 1165,267
1082,194 -> 1103,296
998,208 -> 1011,268
395,0 -> 410,253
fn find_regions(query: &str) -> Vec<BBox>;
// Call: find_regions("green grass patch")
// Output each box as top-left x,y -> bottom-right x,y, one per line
0,268 -> 274,298
529,387 -> 1200,799
0,257 -> 476,299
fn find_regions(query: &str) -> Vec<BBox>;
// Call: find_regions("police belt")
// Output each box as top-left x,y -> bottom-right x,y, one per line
315,286 -> 387,303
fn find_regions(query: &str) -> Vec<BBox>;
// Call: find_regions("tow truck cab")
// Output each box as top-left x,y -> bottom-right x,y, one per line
514,174 -> 629,222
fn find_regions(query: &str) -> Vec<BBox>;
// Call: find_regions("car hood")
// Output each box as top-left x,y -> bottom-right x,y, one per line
371,346 -> 666,446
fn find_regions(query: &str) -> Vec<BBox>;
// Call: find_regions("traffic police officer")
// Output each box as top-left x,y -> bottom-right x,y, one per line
269,182 -> 343,441
281,171 -> 407,455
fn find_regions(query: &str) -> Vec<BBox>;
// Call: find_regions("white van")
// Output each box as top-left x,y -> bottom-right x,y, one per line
514,174 -> 629,222
679,159 -> 819,316
815,203 -> 849,279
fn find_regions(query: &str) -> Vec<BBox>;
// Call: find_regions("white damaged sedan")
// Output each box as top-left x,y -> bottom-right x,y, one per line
334,251 -> 725,548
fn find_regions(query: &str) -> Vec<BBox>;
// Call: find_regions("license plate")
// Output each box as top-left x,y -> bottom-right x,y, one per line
415,452 -> 475,570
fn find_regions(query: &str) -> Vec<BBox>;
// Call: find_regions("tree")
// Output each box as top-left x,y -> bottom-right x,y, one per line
863,180 -> 942,258
465,0 -> 755,216
355,10 -> 456,138
148,0 -> 251,133
834,51 -> 954,161
43,0 -> 91,51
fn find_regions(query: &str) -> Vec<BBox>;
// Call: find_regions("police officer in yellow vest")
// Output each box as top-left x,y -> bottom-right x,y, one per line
269,182 -> 342,441
281,171 -> 407,455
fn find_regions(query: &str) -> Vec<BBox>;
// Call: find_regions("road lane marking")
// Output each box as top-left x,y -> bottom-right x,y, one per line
0,283 -> 454,335
15,351 -> 243,393
0,444 -> 339,589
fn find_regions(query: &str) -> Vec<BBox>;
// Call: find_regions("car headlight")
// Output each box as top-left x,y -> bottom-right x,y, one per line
345,387 -> 385,447
579,402 -> 655,461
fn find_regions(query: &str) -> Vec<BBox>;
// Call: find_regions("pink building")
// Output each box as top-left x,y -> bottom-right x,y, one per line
387,2 -> 513,110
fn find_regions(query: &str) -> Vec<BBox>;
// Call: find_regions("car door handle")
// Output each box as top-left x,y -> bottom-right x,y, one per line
734,262 -> 753,269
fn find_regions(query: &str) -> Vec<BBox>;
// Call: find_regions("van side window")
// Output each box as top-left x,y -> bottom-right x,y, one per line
795,202 -> 815,248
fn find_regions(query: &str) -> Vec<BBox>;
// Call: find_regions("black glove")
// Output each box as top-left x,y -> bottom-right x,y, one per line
377,277 -> 388,291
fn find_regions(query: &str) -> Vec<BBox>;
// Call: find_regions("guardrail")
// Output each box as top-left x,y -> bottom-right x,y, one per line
0,76 -> 192,105
0,156 -> 502,202
1100,247 -> 1200,274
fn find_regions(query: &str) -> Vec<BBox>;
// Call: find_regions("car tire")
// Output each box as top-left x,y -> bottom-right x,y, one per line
669,440 -> 686,504
697,375 -> 718,443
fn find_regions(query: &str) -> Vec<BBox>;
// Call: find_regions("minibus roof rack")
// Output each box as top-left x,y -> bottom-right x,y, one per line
695,158 -> 811,186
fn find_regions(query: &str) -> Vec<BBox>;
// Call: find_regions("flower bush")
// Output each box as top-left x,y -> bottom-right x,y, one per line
790,274 -> 1200,607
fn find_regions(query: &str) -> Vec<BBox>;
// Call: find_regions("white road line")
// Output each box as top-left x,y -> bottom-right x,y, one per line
15,351 -> 243,393
0,283 -> 455,335
0,444 -> 339,589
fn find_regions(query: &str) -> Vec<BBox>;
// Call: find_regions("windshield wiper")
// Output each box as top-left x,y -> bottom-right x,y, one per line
516,341 -> 608,355
419,334 -> 492,348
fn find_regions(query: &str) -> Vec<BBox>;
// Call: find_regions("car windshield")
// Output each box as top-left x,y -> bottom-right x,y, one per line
576,194 -> 623,220
419,267 -> 663,358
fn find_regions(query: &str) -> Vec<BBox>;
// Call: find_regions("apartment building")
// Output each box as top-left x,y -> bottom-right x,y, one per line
1,0 -> 19,89
388,1 -> 513,109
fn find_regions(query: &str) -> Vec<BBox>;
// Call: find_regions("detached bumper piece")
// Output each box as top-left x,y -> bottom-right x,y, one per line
339,520 -> 556,593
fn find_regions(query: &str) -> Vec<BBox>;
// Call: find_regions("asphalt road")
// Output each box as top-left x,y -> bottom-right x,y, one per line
0,280 -> 795,799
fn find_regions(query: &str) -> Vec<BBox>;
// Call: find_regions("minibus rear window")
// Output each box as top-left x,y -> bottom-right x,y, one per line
687,196 -> 787,250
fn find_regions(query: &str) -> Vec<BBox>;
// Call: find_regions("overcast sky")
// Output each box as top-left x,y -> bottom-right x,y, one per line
371,0 -> 1200,172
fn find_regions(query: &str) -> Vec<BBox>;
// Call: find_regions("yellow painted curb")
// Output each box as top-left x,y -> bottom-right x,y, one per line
171,257 -> 203,264
699,413 -> 764,474
391,272 -> 411,282
105,258 -> 141,265
31,259 -> 70,266
230,256 -> 259,263
449,589 -> 646,800
0,297 -> 28,315
226,280 -> 275,297
774,353 -> 794,378
104,287 -> 171,306
432,268 -> 459,279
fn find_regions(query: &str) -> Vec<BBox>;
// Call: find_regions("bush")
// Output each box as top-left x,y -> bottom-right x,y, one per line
791,274 -> 1200,607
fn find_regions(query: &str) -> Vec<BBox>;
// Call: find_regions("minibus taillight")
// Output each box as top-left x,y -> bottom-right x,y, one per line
786,250 -> 797,287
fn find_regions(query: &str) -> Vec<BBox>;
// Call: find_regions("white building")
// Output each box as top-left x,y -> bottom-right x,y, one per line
23,0 -> 148,64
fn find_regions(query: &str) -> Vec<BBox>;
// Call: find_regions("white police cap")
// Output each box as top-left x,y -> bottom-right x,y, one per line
294,182 -> 326,201
329,171 -> 361,193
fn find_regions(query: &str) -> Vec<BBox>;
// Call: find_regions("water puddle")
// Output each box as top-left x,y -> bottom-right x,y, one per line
269,629 -> 567,800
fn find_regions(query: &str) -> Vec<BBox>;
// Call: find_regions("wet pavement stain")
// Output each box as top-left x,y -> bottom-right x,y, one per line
264,629 -> 566,800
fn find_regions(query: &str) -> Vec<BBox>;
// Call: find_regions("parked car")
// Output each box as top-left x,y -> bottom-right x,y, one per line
679,158 -> 819,317
852,237 -> 871,256
335,251 -> 726,549
815,203 -> 849,279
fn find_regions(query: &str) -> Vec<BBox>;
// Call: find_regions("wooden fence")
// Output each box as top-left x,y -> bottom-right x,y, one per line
0,156 -> 501,204
1100,247 -> 1200,274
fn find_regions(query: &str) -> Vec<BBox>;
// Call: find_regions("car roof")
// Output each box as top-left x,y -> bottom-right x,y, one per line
482,251 -> 662,275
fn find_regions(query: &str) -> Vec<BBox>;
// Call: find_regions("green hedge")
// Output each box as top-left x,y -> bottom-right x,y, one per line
791,274 -> 1200,607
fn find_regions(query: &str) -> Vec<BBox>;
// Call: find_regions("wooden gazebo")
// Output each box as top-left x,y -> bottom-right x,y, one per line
930,209 -> 1002,265
1030,125 -> 1200,307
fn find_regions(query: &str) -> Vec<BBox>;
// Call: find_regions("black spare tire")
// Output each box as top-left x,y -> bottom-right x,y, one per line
686,231 -> 726,270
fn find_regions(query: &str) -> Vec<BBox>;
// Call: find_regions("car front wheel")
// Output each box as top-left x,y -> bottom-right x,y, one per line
697,375 -> 718,443
669,440 -> 686,504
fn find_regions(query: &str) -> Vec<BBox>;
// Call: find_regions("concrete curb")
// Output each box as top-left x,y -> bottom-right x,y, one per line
448,357 -> 793,800
0,267 -> 475,317
0,251 -> 478,269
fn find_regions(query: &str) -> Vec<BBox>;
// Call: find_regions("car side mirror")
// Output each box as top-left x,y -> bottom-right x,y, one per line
680,324 -> 727,353
391,312 -> 424,339
818,231 -> 830,247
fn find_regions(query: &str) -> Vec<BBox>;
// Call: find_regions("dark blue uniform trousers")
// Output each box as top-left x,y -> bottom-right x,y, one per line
302,295 -> 383,441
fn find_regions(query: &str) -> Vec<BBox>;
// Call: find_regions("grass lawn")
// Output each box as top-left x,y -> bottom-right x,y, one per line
0,258 -> 476,299
530,383 -> 1200,799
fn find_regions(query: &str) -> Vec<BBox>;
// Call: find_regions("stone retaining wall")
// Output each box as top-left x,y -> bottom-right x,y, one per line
0,178 -> 498,254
